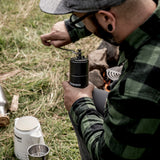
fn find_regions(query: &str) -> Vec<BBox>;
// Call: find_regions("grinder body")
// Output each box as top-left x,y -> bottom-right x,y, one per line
70,56 -> 89,88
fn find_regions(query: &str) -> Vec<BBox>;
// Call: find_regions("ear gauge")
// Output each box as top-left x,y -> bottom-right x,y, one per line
108,24 -> 113,32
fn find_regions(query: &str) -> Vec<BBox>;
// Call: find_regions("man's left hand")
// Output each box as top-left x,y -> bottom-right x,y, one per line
62,81 -> 94,111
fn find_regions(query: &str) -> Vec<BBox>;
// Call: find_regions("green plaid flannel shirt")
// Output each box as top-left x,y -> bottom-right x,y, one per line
70,1 -> 160,159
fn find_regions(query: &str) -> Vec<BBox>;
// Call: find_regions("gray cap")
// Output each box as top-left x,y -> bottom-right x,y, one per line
40,0 -> 126,15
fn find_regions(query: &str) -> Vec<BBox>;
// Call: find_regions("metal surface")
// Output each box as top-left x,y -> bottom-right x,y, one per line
27,144 -> 49,160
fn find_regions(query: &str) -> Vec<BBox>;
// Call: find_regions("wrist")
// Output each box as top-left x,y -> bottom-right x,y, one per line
64,19 -> 92,42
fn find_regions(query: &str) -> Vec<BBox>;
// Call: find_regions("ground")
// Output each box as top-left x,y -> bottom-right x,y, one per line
0,0 -> 100,159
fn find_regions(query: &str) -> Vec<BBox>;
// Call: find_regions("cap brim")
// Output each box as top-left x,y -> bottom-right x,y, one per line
39,0 -> 72,15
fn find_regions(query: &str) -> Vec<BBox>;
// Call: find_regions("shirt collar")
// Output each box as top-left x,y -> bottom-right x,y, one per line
119,0 -> 160,63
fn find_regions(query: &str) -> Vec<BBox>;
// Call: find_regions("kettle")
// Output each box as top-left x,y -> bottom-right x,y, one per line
14,116 -> 45,160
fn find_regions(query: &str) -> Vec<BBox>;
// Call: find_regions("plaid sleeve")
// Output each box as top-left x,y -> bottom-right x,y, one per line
64,19 -> 92,42
70,86 -> 160,160
70,97 -> 127,160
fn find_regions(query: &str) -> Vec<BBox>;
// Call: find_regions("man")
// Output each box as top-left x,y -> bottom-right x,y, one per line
40,0 -> 160,159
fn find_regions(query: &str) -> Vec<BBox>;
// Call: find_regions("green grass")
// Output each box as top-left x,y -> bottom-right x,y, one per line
0,0 -> 100,159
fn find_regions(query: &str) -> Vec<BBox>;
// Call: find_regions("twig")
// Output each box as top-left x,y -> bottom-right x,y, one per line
0,70 -> 21,81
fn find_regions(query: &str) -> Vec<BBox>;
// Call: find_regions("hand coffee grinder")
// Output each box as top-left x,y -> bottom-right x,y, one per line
69,49 -> 89,88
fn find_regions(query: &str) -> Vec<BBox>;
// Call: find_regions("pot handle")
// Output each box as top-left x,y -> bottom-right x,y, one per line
30,131 -> 44,144
14,118 -> 19,126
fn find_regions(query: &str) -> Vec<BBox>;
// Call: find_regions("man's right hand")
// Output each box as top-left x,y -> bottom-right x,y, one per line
40,21 -> 72,48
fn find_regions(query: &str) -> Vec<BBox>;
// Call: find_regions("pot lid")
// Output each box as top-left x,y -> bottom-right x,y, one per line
15,116 -> 39,131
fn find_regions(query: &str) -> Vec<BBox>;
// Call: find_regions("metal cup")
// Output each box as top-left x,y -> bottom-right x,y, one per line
27,144 -> 49,160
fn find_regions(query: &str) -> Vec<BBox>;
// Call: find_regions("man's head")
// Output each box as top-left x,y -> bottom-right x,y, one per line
40,0 -> 157,45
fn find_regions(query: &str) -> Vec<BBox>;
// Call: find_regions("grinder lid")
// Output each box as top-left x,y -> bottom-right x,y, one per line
15,116 -> 39,131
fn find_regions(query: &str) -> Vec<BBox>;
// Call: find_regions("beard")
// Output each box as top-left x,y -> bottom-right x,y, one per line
89,14 -> 119,46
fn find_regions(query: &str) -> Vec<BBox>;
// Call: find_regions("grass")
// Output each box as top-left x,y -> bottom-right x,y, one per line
0,0 -> 100,159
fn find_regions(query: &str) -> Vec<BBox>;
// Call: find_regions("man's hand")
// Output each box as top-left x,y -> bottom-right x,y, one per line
40,21 -> 72,48
62,81 -> 94,111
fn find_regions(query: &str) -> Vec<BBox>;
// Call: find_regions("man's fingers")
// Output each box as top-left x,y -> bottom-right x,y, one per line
40,32 -> 58,46
41,32 -> 55,40
86,83 -> 94,92
41,32 -> 67,47
50,40 -> 66,48
40,34 -> 52,46
62,81 -> 70,89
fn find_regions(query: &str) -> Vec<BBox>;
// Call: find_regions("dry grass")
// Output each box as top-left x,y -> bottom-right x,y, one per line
0,0 -> 101,159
